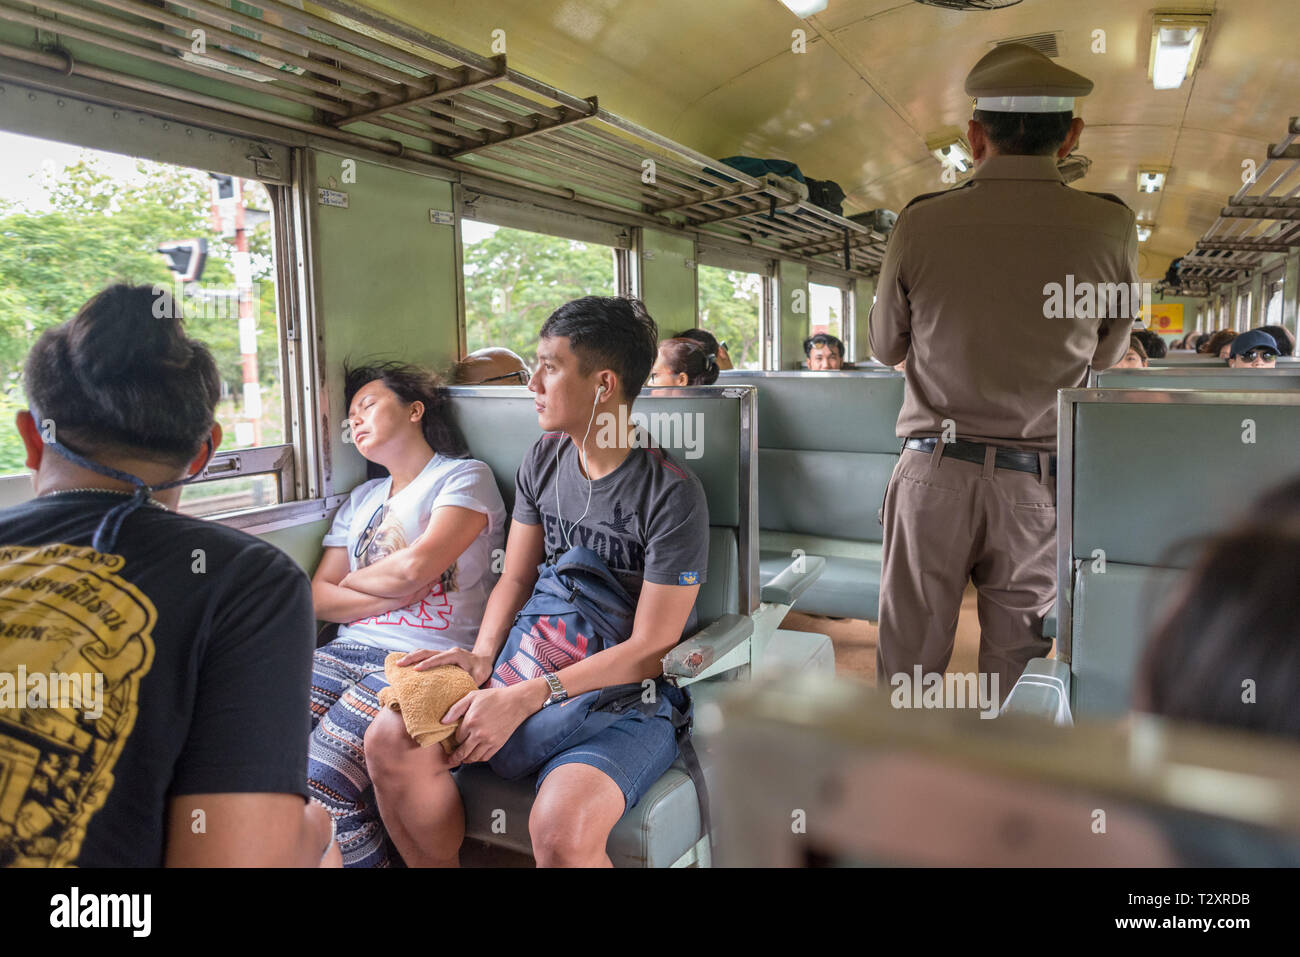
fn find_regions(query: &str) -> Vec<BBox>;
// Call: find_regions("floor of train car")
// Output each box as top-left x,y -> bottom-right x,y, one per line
782,581 -> 984,685
460,585 -> 987,866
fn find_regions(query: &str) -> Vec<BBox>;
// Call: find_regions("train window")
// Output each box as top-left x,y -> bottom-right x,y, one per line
1235,289 -> 1253,330
461,220 -> 618,365
809,281 -> 847,339
697,265 -> 763,370
1263,265 -> 1285,327
0,131 -> 292,515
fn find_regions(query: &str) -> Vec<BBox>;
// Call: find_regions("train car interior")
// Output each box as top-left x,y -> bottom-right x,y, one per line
0,0 -> 1297,884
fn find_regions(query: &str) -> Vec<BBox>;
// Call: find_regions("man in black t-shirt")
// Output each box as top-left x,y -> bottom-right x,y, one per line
2,282 -> 333,867
0,495 -> 316,866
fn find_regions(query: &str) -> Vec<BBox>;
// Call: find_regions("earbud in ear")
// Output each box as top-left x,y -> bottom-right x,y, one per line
596,385 -> 605,398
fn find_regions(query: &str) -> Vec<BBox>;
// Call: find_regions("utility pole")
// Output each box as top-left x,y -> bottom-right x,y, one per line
208,174 -> 260,447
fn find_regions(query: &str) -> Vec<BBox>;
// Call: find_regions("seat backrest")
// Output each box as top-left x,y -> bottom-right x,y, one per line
1060,388 -> 1300,717
1149,356 -> 1300,367
719,371 -> 905,544
714,678 -> 1300,867
444,384 -> 758,622
1147,356 -> 1228,367
1093,367 -> 1300,389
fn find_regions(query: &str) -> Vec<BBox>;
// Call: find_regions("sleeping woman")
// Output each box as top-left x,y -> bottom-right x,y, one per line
307,362 -> 505,867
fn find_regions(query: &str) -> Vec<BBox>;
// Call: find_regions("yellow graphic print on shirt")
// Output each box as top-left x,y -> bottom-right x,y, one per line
0,545 -> 156,867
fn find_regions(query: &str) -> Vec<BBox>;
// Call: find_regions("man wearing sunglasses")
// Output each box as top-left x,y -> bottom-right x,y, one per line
451,347 -> 531,386
1226,330 -> 1280,369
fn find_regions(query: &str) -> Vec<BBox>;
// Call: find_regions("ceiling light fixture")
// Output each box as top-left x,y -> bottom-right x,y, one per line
1149,13 -> 1210,90
1138,168 -> 1168,193
926,134 -> 973,175
1137,223 -> 1154,242
778,0 -> 828,17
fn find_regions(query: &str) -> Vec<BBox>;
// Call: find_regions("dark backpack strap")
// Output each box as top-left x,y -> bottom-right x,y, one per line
668,696 -> 712,863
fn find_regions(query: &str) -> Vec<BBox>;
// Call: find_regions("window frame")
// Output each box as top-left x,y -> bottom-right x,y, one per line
806,270 -> 854,357
1262,263 -> 1286,327
0,95 -> 311,527
455,186 -> 629,359
693,252 -> 772,373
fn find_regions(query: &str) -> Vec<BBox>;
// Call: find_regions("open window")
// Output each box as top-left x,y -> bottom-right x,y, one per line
0,129 -> 296,516
1263,264 -> 1285,328
460,220 -> 619,367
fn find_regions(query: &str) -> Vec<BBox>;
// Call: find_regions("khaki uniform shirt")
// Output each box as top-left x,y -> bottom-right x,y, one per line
869,154 -> 1139,451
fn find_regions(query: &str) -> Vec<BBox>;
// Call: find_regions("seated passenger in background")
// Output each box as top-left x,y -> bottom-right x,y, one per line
1134,475 -> 1300,741
451,346 -> 530,385
1115,335 -> 1149,368
1133,329 -> 1167,359
0,284 -> 333,867
1226,329 -> 1279,369
805,333 -> 846,370
1200,329 -> 1236,358
673,328 -> 733,371
365,296 -> 708,868
1257,324 -> 1296,357
648,336 -> 720,386
308,362 -> 505,867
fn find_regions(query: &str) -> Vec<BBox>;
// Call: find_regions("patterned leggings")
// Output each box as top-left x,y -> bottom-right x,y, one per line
307,640 -> 402,868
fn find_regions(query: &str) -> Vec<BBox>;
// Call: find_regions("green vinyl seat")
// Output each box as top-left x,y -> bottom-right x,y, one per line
720,371 -> 905,622
1003,390 -> 1300,725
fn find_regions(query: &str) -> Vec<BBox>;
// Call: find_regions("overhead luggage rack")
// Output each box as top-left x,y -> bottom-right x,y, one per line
1176,116 -> 1300,288
0,0 -> 887,274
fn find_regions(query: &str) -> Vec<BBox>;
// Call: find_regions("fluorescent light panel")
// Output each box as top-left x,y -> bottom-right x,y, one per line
779,0 -> 828,16
932,141 -> 973,174
1149,14 -> 1210,90
1137,224 -> 1153,242
1138,169 -> 1167,193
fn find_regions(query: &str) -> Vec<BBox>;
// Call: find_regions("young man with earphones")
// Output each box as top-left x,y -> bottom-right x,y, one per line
365,296 -> 709,867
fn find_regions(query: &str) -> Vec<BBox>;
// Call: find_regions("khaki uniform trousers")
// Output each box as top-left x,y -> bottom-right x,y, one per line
876,443 -> 1056,701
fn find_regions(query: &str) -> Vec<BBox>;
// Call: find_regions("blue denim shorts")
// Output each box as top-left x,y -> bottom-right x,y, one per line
534,684 -> 688,811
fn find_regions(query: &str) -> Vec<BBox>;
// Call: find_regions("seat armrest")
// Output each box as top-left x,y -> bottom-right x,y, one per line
760,555 -> 827,606
999,657 -> 1073,726
662,614 -> 754,680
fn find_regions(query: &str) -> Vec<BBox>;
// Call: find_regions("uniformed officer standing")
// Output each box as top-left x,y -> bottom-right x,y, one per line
869,44 -> 1138,699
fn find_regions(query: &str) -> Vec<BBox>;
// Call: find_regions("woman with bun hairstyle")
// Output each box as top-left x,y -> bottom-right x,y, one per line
648,337 -> 720,386
307,361 -> 505,867
0,284 -> 335,867
673,327 -> 733,371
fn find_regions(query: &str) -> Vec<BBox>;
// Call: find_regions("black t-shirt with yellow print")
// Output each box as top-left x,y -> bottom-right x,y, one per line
0,491 -> 314,867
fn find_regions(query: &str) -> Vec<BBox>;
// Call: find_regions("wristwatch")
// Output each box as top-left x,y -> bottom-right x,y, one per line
541,670 -> 568,707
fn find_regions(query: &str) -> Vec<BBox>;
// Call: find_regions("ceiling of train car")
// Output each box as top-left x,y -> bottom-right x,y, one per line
353,0 -> 1297,281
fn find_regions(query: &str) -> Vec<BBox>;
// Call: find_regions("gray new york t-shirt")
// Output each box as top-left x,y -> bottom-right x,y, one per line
513,429 -> 710,605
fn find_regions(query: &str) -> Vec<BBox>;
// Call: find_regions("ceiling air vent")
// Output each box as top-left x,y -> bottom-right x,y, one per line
912,0 -> 1025,11
994,33 -> 1061,58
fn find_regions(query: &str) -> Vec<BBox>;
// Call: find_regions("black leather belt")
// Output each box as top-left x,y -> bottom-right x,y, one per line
903,437 -> 1056,477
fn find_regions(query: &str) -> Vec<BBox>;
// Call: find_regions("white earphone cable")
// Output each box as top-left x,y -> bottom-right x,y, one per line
556,386 -> 602,552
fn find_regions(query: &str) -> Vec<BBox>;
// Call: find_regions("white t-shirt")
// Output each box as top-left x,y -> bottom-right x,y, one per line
322,454 -> 506,654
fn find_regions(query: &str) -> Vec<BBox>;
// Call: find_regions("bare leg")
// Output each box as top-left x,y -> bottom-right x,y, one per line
365,707 -> 464,867
529,764 -> 625,868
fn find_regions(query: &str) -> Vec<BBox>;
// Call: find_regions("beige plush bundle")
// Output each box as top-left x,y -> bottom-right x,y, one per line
375,652 -> 478,754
